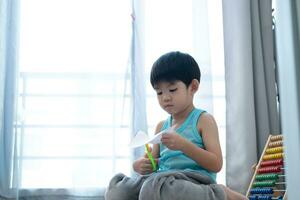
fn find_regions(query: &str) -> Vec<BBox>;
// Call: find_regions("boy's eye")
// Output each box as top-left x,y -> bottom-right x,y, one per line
156,91 -> 162,95
169,88 -> 177,92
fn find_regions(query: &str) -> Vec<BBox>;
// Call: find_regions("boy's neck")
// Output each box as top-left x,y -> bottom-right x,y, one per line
171,104 -> 195,126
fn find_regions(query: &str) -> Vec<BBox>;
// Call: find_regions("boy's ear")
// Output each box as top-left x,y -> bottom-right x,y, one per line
190,79 -> 199,93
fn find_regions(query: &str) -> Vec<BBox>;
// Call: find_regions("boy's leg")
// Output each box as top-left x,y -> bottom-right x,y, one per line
219,185 -> 248,200
105,173 -> 149,200
139,171 -> 226,200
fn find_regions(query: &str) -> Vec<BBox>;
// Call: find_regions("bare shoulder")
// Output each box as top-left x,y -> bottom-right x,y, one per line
155,120 -> 165,134
197,112 -> 218,132
199,112 -> 216,123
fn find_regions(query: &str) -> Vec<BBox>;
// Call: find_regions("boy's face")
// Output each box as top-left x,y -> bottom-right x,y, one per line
153,80 -> 195,115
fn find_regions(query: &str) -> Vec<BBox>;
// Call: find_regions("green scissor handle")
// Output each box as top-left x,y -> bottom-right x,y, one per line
145,144 -> 157,171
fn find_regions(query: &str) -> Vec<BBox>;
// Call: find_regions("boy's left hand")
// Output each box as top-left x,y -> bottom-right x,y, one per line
161,130 -> 186,151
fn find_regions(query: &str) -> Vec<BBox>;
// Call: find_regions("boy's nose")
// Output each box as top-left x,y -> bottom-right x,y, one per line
162,94 -> 171,101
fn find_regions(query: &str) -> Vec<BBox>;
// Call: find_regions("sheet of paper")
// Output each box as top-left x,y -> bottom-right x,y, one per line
129,130 -> 167,148
148,130 -> 166,144
128,131 -> 149,148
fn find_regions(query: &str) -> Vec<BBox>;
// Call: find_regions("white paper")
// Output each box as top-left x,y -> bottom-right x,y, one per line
129,130 -> 168,148
148,130 -> 166,144
128,131 -> 149,148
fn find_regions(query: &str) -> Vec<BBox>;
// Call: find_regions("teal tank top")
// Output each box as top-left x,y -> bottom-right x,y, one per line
158,108 -> 217,183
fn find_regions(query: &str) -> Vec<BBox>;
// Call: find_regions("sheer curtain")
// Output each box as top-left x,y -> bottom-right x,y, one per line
0,0 -> 20,198
1,0 -> 225,199
144,0 -> 226,184
15,0 -> 132,198
131,0 -> 148,160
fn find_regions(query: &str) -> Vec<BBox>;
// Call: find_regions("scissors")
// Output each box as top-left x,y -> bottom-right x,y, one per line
145,143 -> 157,171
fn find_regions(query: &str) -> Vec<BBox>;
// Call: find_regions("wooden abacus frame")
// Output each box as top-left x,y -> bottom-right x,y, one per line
246,134 -> 287,200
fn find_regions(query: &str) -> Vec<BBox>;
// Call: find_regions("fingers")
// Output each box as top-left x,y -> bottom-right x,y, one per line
161,135 -> 172,145
140,168 -> 152,175
161,135 -> 179,150
141,158 -> 153,167
141,163 -> 153,170
140,162 -> 154,175
140,158 -> 159,174
144,152 -> 153,158
161,133 -> 173,141
147,145 -> 152,152
143,145 -> 153,158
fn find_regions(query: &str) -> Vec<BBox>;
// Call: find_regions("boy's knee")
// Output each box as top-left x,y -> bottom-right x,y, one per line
139,178 -> 155,199
105,173 -> 134,200
105,173 -> 146,200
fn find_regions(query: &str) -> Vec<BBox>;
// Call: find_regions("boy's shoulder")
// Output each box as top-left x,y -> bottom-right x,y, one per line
197,112 -> 217,131
199,111 -> 215,120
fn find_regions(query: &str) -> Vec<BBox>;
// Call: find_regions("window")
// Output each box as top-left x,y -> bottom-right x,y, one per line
18,0 -> 132,188
17,0 -> 226,189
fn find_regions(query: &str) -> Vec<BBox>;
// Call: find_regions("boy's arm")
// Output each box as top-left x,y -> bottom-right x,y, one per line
180,113 -> 223,172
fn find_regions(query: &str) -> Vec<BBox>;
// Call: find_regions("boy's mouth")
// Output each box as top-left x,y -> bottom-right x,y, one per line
164,105 -> 173,109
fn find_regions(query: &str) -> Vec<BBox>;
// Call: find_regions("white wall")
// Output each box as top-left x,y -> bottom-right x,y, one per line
275,0 -> 300,199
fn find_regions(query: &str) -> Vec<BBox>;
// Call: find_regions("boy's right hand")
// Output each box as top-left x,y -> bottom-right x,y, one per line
133,148 -> 158,175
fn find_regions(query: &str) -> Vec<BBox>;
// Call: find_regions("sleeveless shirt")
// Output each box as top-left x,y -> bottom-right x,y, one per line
158,108 -> 217,182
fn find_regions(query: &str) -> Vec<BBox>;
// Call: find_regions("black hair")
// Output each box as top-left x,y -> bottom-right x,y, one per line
150,51 -> 201,88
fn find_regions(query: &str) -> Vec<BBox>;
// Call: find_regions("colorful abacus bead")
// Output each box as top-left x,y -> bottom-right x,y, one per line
249,195 -> 258,200
247,135 -> 286,200
265,147 -> 284,154
252,181 -> 276,187
249,195 -> 283,200
258,196 -> 272,200
270,135 -> 283,141
260,159 -> 283,167
255,174 -> 279,181
263,153 -> 284,160
250,188 -> 273,194
268,141 -> 283,148
257,166 -> 282,174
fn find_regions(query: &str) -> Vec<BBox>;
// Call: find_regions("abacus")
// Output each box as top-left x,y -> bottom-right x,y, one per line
246,135 -> 287,200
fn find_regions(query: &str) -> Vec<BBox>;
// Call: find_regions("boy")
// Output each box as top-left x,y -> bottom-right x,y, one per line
105,51 -> 246,200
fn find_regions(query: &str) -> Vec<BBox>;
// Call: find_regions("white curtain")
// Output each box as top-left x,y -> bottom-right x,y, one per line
0,0 -> 20,198
11,0 -> 132,199
130,0 -> 223,169
131,0 -> 148,161
0,0 -> 225,199
144,0 -> 226,184
222,0 -> 280,194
